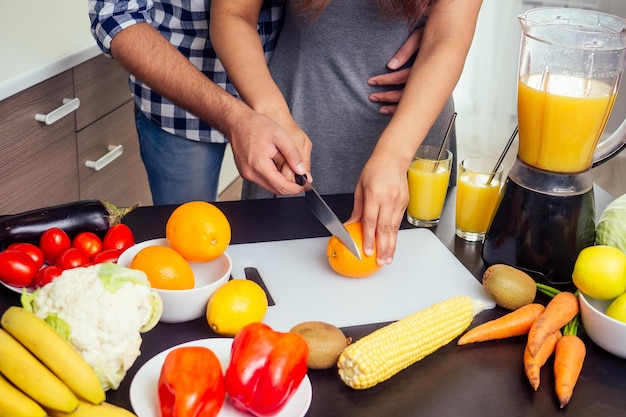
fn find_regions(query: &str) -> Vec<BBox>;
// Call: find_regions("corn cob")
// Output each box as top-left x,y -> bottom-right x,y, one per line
337,296 -> 485,389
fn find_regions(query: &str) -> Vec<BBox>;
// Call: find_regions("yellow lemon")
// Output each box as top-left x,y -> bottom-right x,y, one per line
572,245 -> 626,300
607,292 -> 626,323
206,279 -> 268,336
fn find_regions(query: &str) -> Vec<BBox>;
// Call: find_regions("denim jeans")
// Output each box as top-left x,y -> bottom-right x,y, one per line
134,109 -> 227,205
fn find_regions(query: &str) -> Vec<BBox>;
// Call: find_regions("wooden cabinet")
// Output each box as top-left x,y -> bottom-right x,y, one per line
0,55 -> 151,215
0,71 -> 79,213
73,55 -> 152,208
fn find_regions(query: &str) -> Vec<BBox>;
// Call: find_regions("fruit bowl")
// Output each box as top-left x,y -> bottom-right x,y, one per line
579,292 -> 626,359
118,238 -> 232,323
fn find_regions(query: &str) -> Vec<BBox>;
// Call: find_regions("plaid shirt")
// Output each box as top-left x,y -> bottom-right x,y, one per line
89,0 -> 284,142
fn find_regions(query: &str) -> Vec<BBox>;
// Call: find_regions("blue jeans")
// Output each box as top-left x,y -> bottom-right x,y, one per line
134,109 -> 227,205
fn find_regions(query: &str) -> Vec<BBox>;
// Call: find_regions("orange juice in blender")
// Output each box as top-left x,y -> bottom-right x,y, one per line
517,73 -> 617,173
483,7 -> 626,286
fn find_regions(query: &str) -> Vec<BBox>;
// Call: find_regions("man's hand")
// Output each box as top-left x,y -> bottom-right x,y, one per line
367,28 -> 423,114
227,109 -> 308,196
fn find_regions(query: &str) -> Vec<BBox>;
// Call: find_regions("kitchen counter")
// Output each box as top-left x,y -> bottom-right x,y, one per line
0,0 -> 100,101
1,187 -> 625,417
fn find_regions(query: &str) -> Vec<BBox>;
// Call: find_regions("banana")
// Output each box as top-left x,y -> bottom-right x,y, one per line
0,329 -> 78,413
1,306 -> 105,404
46,399 -> 138,417
0,374 -> 46,417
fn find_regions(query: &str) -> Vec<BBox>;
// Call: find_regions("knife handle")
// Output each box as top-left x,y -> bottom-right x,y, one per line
295,174 -> 308,186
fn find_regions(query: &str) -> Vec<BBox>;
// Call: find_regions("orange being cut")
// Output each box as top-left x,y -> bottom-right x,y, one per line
327,221 -> 381,278
130,245 -> 194,290
165,201 -> 232,263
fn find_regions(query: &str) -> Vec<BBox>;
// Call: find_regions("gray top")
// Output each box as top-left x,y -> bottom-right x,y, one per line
242,0 -> 456,199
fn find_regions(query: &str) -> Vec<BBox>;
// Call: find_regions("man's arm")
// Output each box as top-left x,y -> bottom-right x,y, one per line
88,0 -> 306,195
368,29 -> 424,115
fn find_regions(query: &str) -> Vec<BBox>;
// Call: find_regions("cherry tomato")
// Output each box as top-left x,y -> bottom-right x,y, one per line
40,228 -> 71,264
34,265 -> 63,288
0,250 -> 38,287
72,232 -> 103,259
7,243 -> 45,270
55,248 -> 90,270
103,224 -> 135,251
92,248 -> 124,264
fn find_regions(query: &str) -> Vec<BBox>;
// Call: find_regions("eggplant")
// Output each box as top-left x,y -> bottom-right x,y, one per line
0,200 -> 139,249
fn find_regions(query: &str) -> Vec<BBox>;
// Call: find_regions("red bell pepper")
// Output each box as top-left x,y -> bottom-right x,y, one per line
225,322 -> 309,417
158,346 -> 225,417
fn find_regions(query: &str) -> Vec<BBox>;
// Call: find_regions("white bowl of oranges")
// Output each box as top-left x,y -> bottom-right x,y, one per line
119,202 -> 232,323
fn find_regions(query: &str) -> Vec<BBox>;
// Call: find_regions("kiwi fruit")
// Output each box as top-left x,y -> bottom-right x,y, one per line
482,264 -> 537,310
289,321 -> 351,369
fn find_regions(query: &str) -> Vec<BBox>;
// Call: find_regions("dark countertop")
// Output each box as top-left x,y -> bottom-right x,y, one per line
1,186 -> 625,417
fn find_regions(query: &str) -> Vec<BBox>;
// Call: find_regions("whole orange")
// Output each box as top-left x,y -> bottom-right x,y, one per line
327,222 -> 381,278
166,201 -> 231,263
130,245 -> 194,290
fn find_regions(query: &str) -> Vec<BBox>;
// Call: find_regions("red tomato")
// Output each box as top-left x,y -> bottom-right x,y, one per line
34,265 -> 63,288
7,243 -> 45,270
92,248 -> 124,264
72,232 -> 103,259
0,250 -> 38,287
55,248 -> 90,270
103,224 -> 135,251
40,228 -> 71,264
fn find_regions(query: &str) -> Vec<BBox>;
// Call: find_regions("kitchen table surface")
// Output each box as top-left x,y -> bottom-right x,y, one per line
1,187 -> 625,417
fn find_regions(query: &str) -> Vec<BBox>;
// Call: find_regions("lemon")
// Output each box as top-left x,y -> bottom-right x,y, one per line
572,245 -> 626,300
607,292 -> 626,324
206,279 -> 268,336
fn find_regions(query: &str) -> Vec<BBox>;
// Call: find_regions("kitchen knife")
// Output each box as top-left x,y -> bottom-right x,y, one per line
295,174 -> 362,260
244,267 -> 276,306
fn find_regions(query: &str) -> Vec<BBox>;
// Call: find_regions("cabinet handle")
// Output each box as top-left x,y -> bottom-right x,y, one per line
35,98 -> 81,125
85,145 -> 124,171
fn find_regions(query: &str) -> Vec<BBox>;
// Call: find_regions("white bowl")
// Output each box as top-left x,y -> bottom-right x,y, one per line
118,238 -> 231,323
579,292 -> 626,359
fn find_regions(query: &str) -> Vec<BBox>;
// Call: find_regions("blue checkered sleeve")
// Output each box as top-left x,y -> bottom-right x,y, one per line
88,0 -> 284,143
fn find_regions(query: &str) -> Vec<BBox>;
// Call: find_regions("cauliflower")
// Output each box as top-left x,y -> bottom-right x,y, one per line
21,262 -> 162,391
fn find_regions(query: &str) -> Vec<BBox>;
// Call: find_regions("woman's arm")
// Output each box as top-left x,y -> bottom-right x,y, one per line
211,0 -> 313,183
353,0 -> 483,263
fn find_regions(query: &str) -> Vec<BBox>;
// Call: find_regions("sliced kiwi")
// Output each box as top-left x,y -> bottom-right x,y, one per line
482,264 -> 537,310
289,321 -> 351,369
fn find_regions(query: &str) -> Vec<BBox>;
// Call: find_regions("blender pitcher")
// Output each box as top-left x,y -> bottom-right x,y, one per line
482,7 -> 626,286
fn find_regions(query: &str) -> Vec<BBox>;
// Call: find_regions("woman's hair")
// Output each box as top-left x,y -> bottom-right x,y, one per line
292,0 -> 434,28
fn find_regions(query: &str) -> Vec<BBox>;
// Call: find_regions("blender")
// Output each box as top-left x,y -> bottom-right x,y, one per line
482,8 -> 626,286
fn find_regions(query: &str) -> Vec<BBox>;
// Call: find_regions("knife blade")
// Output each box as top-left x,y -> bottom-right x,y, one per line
295,174 -> 362,260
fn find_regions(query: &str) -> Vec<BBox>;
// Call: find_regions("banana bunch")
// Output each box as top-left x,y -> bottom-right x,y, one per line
0,306 -> 136,417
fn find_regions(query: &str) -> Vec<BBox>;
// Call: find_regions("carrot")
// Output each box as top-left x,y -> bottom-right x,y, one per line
526,291 -> 578,357
523,329 -> 561,391
554,334 -> 586,408
457,303 -> 545,345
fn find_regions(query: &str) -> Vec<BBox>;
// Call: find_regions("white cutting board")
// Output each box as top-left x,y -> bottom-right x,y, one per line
227,228 -> 495,332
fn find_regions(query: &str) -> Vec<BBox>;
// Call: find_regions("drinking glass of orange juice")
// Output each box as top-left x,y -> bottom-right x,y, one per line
455,157 -> 503,242
406,146 -> 452,227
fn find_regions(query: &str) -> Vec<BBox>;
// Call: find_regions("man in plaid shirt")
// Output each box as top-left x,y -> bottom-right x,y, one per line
89,0 -> 418,204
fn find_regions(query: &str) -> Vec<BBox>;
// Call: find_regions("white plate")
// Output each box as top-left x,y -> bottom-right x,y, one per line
129,338 -> 312,417
0,281 -> 34,295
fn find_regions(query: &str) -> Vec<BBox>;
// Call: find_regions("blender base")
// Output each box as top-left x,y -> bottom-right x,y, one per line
481,160 -> 596,288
